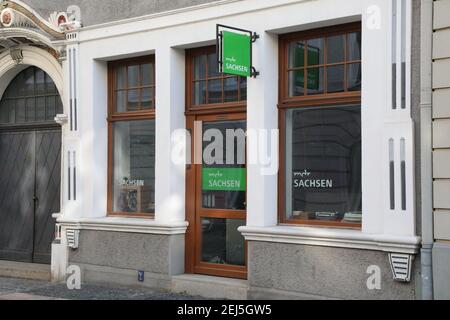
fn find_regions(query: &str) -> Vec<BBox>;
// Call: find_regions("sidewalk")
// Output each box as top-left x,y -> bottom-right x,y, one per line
0,277 -> 204,300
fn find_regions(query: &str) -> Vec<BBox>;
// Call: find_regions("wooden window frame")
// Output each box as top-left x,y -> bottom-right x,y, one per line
278,22 -> 362,108
107,55 -> 156,218
278,22 -> 362,229
185,46 -> 247,116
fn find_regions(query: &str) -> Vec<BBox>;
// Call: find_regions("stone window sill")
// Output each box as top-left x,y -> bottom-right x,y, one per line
57,216 -> 188,235
239,226 -> 421,254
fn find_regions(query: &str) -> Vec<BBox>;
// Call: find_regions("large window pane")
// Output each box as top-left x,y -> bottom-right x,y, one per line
116,91 -> 126,113
16,99 -> 25,123
239,77 -> 247,101
288,70 -> 305,97
45,73 -> 57,94
35,69 -> 45,94
202,120 -> 246,211
327,35 -> 345,64
194,81 -> 207,105
347,63 -> 362,92
307,38 -> 325,66
208,53 -> 221,78
306,67 -> 324,95
201,218 -> 245,266
24,68 -> 35,94
36,97 -> 45,121
46,96 -> 56,120
113,120 -> 155,214
127,65 -> 139,88
194,55 -> 207,80
26,98 -> 35,122
141,88 -> 154,109
207,79 -> 222,104
327,65 -> 345,93
127,89 -> 140,111
288,42 -> 305,69
224,77 -> 238,102
140,64 -> 154,86
285,105 -> 362,224
190,50 -> 247,106
348,32 -> 362,61
116,65 -> 127,89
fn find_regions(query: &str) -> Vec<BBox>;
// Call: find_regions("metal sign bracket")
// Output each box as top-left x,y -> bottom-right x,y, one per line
216,24 -> 260,78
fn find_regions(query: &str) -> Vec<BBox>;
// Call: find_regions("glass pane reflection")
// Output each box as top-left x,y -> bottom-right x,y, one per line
201,218 -> 245,266
202,120 -> 246,211
285,105 -> 362,224
113,120 -> 155,214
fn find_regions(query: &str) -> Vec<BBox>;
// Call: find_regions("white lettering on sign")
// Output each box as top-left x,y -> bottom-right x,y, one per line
293,179 -> 333,189
293,170 -> 333,189
209,180 -> 241,189
121,177 -> 145,187
225,63 -> 248,73
225,56 -> 248,73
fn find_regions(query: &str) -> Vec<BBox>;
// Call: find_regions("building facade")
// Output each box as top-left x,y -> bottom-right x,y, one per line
0,0 -> 447,300
431,0 -> 450,300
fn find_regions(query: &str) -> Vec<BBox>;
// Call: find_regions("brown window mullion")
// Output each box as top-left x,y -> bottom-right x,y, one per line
344,33 -> 349,92
125,65 -> 129,112
205,55 -> 209,104
303,42 -> 307,96
324,37 -> 328,94
237,76 -> 241,101
221,78 -> 224,104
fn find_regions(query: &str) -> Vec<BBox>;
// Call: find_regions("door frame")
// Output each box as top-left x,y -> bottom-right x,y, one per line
185,112 -> 248,279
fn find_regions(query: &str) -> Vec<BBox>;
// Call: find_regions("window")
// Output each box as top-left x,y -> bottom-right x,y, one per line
0,67 -> 63,125
108,56 -> 155,217
279,23 -> 362,228
280,23 -> 361,101
186,46 -> 247,112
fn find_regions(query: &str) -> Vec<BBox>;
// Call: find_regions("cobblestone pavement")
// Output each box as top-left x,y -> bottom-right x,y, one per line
0,277 -> 205,300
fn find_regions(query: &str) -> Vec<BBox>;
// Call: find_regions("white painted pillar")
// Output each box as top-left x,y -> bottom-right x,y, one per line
154,46 -> 186,223
60,33 -> 89,219
246,32 -> 279,227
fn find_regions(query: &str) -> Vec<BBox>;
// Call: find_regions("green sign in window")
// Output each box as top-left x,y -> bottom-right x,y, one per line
222,31 -> 251,77
202,168 -> 246,192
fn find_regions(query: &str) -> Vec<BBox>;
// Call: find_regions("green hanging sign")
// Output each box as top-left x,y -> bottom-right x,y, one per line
217,24 -> 259,78
222,31 -> 252,77
202,168 -> 246,192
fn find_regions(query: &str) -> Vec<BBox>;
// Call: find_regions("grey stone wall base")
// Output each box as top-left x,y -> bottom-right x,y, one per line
76,263 -> 172,291
433,243 -> 450,300
172,274 -> 248,300
248,241 -> 418,300
68,230 -> 185,291
248,286 -> 338,300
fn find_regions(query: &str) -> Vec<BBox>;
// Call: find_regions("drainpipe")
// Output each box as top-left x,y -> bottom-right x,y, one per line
419,0 -> 434,300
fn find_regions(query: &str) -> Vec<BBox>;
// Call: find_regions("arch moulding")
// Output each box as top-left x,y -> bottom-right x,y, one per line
0,45 -> 64,103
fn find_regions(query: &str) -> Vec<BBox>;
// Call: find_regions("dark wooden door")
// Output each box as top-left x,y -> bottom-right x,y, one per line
33,130 -> 61,264
0,129 -> 61,264
0,132 -> 36,262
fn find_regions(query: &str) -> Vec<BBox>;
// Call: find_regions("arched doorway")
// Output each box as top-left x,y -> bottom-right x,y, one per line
0,66 -> 62,264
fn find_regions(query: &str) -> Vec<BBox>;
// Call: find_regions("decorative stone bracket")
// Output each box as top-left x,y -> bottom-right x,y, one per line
9,47 -> 22,64
389,253 -> 414,282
